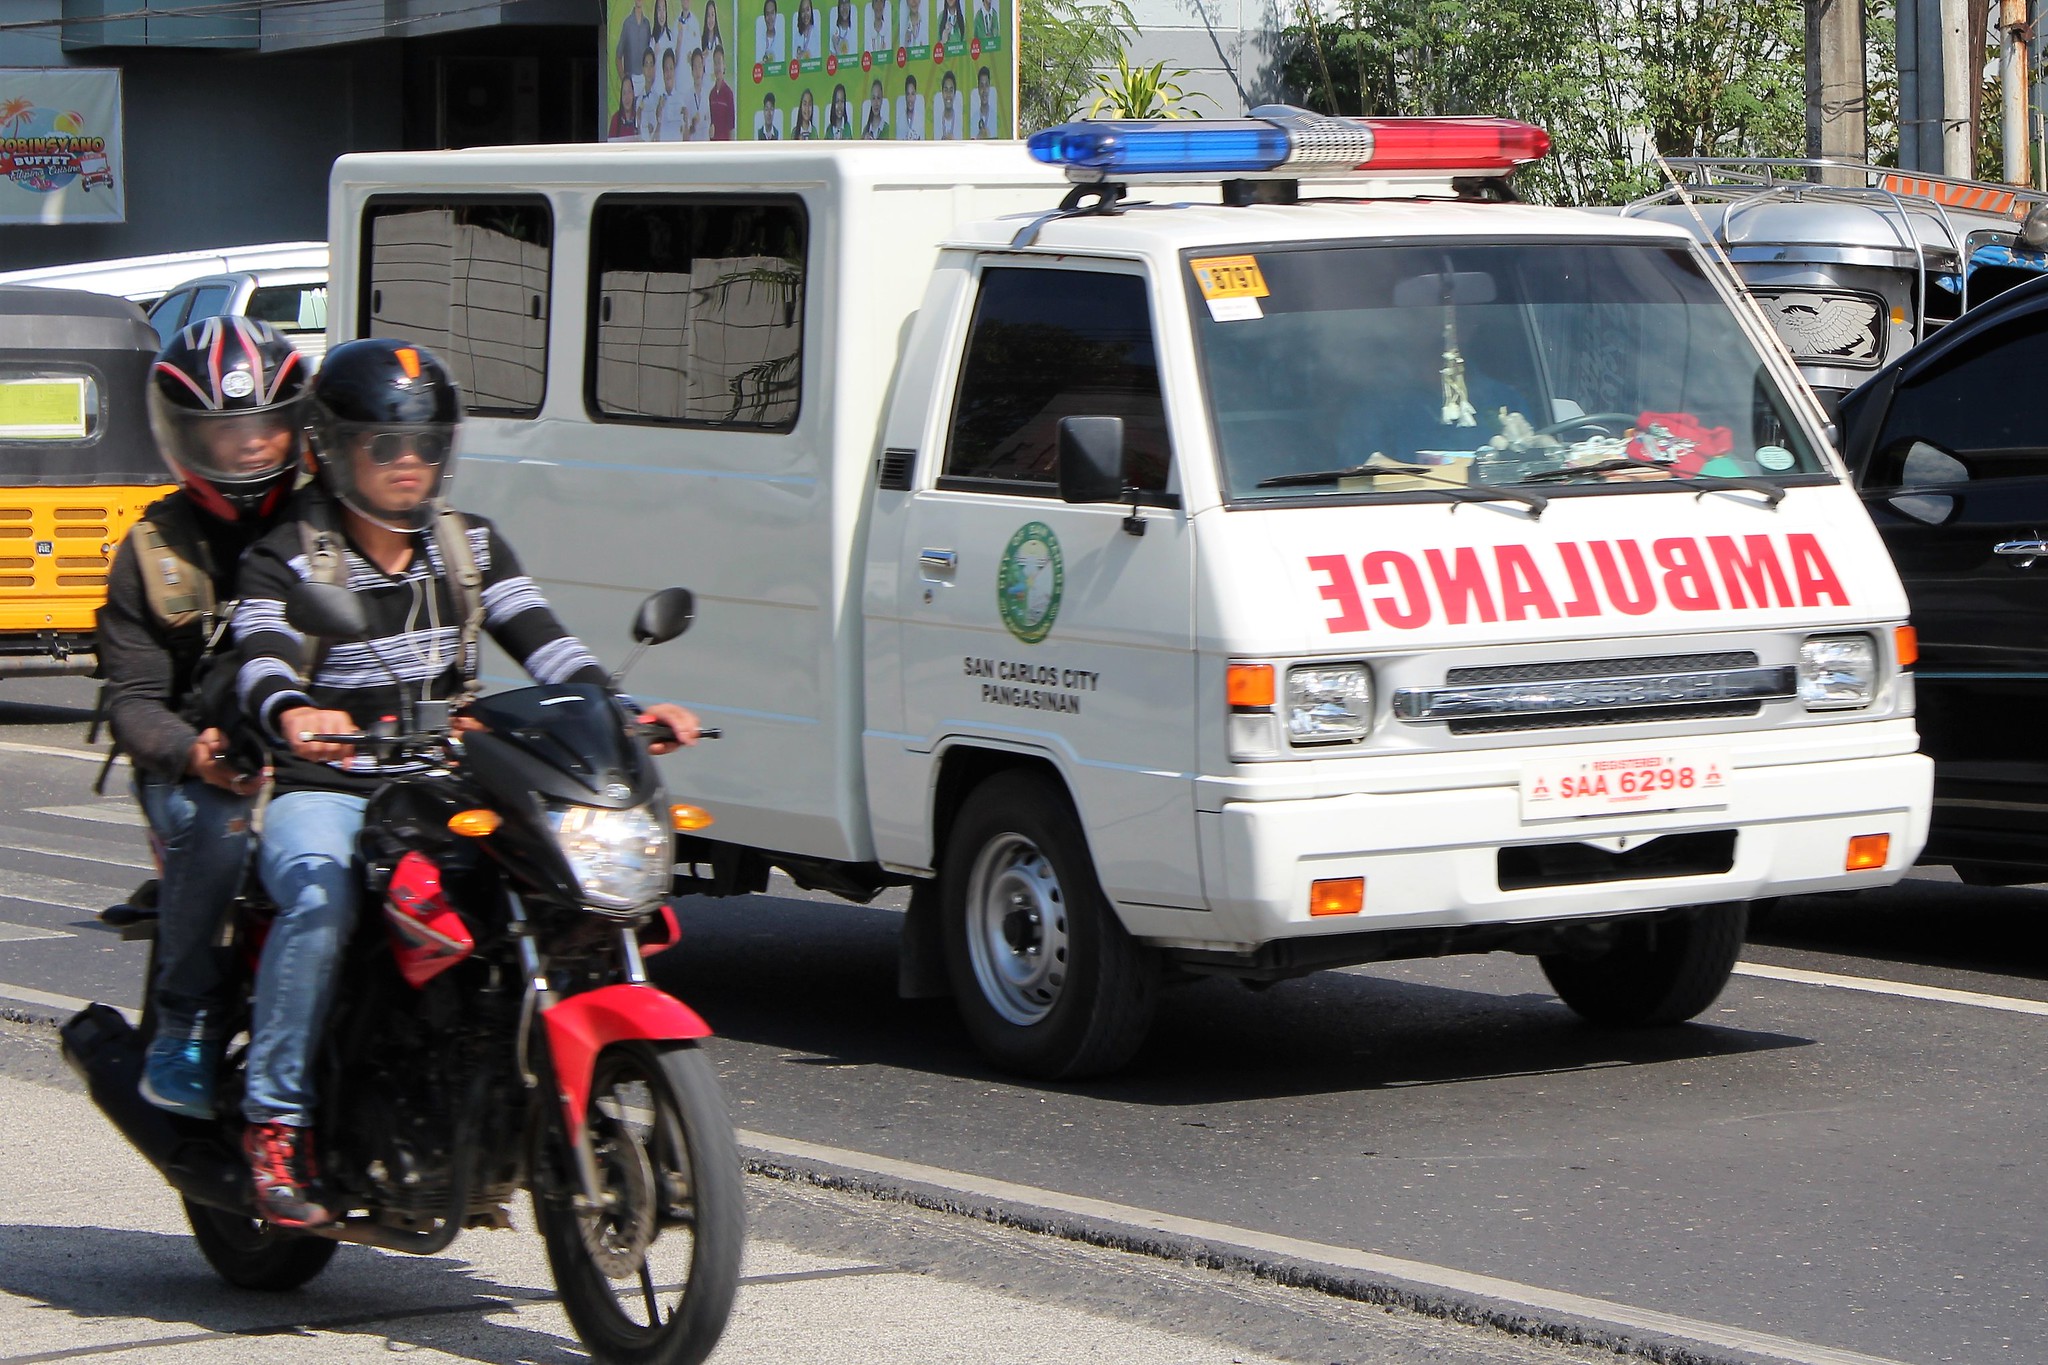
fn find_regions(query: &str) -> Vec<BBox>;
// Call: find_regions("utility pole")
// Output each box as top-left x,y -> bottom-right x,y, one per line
2001,0 -> 2031,183
1942,0 -> 1973,175
1806,0 -> 1868,182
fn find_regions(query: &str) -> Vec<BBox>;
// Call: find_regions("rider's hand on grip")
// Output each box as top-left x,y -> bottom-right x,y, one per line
635,702 -> 702,755
280,706 -> 362,763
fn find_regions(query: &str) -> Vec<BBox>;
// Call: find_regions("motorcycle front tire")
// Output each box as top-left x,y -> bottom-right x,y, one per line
182,1198 -> 338,1291
537,1040 -> 744,1365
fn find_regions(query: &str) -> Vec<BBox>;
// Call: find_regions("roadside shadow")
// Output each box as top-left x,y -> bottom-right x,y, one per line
0,1222 -> 584,1365
657,892 -> 1812,1106
1754,879 -> 2048,983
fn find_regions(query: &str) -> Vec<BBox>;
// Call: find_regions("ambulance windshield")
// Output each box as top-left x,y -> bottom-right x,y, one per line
1189,240 -> 1831,503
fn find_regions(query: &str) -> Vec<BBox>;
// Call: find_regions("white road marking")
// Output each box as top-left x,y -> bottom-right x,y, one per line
1735,961 -> 2048,1018
0,869 -> 129,916
0,921 -> 69,944
28,804 -> 146,828
0,740 -> 122,765
736,1128 -> 1910,1365
0,980 -> 135,1023
0,834 -> 151,872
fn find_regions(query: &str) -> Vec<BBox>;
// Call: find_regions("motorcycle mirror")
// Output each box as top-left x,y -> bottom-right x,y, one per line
632,587 -> 696,646
285,581 -> 369,641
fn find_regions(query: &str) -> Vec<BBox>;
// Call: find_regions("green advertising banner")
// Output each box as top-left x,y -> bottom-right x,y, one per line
603,0 -> 1015,141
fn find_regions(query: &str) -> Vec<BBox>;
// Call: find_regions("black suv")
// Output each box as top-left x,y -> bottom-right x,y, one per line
1839,273 -> 2048,883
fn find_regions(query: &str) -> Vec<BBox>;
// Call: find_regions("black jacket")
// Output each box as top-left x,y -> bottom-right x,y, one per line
96,493 -> 268,783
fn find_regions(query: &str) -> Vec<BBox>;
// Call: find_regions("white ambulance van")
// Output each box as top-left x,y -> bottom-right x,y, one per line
327,113 -> 1933,1078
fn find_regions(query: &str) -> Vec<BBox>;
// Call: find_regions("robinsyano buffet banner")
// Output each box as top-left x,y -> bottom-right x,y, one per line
603,0 -> 1015,142
0,68 -> 124,225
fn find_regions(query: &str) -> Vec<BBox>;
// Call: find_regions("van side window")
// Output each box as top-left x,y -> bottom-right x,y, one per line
361,200 -> 551,417
588,197 -> 806,430
943,267 -> 1170,493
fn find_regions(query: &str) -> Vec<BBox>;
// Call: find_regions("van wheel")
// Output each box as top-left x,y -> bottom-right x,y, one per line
1539,902 -> 1748,1026
940,771 -> 1157,1079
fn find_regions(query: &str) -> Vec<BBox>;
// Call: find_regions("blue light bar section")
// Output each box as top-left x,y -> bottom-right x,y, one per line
1027,120 -> 1293,176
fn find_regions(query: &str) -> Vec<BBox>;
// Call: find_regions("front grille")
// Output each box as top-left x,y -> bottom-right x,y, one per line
1452,700 -> 1764,735
1446,651 -> 1760,685
1399,650 -> 1786,735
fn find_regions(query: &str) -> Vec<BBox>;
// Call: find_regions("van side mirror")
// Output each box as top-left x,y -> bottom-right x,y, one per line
632,587 -> 696,645
285,581 -> 368,641
1057,416 -> 1127,505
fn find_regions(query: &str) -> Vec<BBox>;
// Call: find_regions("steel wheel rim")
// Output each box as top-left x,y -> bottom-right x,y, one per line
966,832 -> 1069,1026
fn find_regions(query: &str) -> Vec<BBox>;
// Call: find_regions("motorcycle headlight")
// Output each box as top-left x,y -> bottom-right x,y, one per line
544,801 -> 671,914
1798,634 -> 1877,710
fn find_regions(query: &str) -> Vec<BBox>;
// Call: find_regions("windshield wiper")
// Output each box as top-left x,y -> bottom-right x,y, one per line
1521,457 -> 1786,507
1256,463 -> 1548,517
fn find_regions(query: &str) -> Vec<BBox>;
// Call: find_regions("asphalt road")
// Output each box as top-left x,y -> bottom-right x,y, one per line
5,675 -> 2046,1365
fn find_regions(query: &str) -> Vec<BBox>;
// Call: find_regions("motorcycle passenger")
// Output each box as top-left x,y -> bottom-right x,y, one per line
231,338 -> 699,1227
98,317 -> 309,1118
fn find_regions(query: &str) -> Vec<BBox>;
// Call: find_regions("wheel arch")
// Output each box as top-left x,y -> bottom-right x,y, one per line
929,740 -> 1074,871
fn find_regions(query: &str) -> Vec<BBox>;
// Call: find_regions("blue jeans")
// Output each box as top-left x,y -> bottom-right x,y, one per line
244,790 -> 367,1127
135,777 -> 256,1044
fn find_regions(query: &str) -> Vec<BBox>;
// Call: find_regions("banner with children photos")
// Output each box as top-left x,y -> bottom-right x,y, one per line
603,0 -> 1015,142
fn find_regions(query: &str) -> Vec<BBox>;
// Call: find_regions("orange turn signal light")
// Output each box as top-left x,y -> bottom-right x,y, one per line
1227,663 -> 1276,709
1310,876 -> 1365,917
1845,834 -> 1891,871
447,809 -> 502,838
670,804 -> 715,832
1894,625 -> 1918,669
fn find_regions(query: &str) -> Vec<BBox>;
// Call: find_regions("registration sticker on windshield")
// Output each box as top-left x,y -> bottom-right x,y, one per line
1191,255 -> 1268,322
0,377 -> 87,440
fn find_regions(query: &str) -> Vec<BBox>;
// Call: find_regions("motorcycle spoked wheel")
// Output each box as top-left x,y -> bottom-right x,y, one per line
181,1198 -> 339,1291
536,1041 -> 744,1365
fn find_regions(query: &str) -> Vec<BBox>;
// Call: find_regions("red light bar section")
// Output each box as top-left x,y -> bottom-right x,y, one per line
1353,117 -> 1551,173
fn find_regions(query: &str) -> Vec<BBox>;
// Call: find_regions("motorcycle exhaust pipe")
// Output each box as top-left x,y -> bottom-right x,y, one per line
59,1004 -> 254,1217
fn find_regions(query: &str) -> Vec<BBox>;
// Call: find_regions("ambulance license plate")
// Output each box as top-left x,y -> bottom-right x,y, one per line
1519,749 -> 1731,820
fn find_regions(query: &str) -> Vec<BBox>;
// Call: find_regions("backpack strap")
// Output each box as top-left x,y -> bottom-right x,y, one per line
296,497 -> 348,682
428,500 -> 484,706
132,512 -> 219,633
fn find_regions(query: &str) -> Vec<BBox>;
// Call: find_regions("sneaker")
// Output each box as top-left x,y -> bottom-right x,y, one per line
139,1035 -> 218,1119
244,1122 -> 334,1228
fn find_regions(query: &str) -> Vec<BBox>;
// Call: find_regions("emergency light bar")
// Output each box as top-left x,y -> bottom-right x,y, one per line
1026,105 -> 1551,185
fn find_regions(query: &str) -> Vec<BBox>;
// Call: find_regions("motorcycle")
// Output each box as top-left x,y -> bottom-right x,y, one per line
61,582 -> 742,1365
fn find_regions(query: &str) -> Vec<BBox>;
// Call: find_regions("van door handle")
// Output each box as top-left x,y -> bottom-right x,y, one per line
917,548 -> 958,573
1994,538 -> 2048,566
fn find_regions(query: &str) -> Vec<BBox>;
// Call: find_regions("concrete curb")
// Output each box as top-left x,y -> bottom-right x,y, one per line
735,1147 -> 1862,1365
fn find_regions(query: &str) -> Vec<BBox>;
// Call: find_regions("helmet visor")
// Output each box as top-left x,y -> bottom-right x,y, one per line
151,397 -> 307,486
319,420 -> 458,532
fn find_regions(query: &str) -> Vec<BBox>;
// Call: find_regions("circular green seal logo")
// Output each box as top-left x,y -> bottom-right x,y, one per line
997,521 -> 1064,644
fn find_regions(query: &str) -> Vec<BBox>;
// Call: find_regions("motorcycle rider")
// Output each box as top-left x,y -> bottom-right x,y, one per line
98,317 -> 309,1118
231,338 -> 699,1226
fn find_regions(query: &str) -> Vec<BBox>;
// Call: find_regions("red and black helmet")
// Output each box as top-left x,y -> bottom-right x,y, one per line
146,316 -> 310,523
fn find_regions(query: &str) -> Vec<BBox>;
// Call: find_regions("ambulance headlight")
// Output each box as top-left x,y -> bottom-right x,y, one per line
1286,664 -> 1373,744
1798,634 -> 1876,710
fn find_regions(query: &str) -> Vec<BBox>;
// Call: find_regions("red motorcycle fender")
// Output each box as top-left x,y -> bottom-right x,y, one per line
543,983 -> 713,1143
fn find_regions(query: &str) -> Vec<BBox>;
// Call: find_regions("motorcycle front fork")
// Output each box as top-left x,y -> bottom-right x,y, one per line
511,892 -> 647,1215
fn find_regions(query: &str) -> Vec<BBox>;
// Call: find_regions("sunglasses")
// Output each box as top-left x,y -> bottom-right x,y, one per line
356,430 -> 453,466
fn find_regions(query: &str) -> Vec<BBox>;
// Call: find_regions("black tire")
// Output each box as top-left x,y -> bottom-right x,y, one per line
939,770 -> 1158,1080
1539,902 -> 1748,1027
182,1199 -> 338,1291
538,1042 -> 744,1365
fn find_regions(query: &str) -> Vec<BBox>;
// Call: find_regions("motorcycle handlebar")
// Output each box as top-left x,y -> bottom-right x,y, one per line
635,721 -> 723,743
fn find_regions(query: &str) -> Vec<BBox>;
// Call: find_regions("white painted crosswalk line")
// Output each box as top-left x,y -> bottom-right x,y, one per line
0,921 -> 70,943
28,803 -> 147,828
0,832 -> 151,872
0,869 -> 128,916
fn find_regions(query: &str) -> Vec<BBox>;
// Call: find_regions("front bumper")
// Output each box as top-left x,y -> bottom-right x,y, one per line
1193,742 -> 1932,948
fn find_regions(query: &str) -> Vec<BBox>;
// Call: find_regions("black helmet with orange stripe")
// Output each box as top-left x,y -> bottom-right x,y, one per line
307,338 -> 462,534
146,316 -> 310,523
